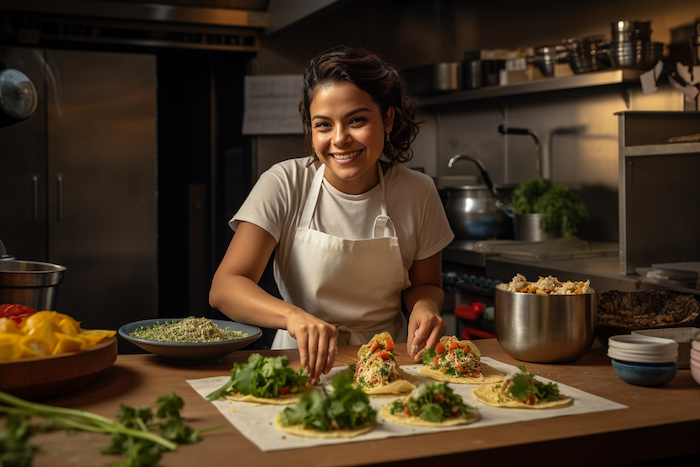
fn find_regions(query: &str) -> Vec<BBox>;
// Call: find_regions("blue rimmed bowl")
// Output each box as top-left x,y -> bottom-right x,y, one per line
611,359 -> 677,387
118,318 -> 262,364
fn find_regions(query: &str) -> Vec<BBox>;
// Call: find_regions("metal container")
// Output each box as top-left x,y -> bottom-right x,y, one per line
0,260 -> 66,310
494,287 -> 597,363
404,62 -> 462,95
514,213 -> 560,241
443,185 -> 515,239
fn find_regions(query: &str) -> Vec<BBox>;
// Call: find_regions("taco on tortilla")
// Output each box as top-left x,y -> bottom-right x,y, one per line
419,335 -> 503,384
471,364 -> 572,409
206,353 -> 311,405
275,373 -> 377,438
381,382 -> 479,428
352,332 -> 415,394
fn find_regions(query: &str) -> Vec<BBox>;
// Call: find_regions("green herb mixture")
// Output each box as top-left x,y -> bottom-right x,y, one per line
0,390 -> 223,467
278,373 -> 376,432
206,353 -> 309,401
390,382 -> 475,423
497,364 -> 561,404
512,178 -> 590,236
130,316 -> 248,343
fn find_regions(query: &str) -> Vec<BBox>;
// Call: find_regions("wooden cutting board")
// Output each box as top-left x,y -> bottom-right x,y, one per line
0,337 -> 117,401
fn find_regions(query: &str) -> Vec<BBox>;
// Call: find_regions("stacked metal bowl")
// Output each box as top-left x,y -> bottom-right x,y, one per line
609,20 -> 664,70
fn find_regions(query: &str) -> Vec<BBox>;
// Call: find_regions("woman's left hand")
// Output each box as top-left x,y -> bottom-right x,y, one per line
407,306 -> 445,361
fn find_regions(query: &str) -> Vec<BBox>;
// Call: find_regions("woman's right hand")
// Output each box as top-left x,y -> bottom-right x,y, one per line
287,311 -> 339,385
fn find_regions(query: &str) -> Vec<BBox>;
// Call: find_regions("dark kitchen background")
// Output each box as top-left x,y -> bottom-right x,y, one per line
0,0 -> 698,352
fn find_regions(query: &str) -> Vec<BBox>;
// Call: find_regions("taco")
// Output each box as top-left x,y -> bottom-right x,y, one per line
381,382 -> 479,428
206,353 -> 311,405
471,364 -> 572,409
419,336 -> 503,384
352,332 -> 415,394
274,373 -> 377,438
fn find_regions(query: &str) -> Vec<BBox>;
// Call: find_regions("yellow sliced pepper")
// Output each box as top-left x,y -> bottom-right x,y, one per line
0,333 -> 21,360
0,317 -> 21,334
80,329 -> 117,346
18,334 -> 53,358
58,317 -> 81,336
53,332 -> 86,355
24,320 -> 61,353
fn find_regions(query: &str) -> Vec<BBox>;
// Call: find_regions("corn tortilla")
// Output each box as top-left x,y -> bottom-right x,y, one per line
419,362 -> 504,384
380,403 -> 480,427
471,385 -> 573,409
224,386 -> 314,405
274,412 -> 376,438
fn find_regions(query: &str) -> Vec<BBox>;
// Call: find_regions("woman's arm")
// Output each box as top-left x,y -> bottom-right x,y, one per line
403,251 -> 446,361
209,221 -> 338,383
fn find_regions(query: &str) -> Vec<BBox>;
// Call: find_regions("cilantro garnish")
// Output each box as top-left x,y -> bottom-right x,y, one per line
505,364 -> 560,404
390,383 -> 474,423
279,373 -> 376,432
207,353 -> 309,401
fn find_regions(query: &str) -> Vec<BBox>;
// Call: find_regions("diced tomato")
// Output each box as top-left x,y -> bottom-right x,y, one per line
435,342 -> 446,355
278,386 -> 290,395
404,406 -> 411,416
369,340 -> 380,353
455,363 -> 464,373
379,350 -> 391,360
384,337 -> 394,351
0,304 -> 37,325
448,341 -> 460,351
433,393 -> 445,403
432,356 -> 440,366
464,345 -> 470,353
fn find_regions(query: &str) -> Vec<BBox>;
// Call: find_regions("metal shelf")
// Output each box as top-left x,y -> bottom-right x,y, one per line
416,69 -> 643,107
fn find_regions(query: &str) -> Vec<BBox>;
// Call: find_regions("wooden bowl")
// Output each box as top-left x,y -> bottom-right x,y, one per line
0,337 -> 117,400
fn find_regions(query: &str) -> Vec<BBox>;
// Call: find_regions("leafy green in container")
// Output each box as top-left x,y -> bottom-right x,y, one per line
512,178 -> 590,236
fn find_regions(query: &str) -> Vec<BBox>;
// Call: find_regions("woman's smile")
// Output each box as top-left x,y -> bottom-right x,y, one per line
309,81 -> 394,194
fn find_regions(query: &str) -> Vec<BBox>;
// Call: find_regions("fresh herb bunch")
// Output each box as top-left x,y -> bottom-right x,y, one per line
279,373 -> 376,432
206,353 -> 309,401
512,178 -> 590,236
505,364 -> 560,404
0,390 -> 223,467
390,382 -> 473,423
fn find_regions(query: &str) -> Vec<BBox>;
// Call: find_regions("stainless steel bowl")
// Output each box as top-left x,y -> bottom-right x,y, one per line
0,260 -> 67,310
494,287 -> 597,363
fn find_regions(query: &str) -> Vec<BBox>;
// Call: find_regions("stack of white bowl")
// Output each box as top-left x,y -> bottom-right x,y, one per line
608,334 -> 678,363
691,339 -> 700,385
608,334 -> 679,386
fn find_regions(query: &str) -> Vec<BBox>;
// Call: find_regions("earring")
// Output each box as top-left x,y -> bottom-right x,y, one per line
385,131 -> 394,154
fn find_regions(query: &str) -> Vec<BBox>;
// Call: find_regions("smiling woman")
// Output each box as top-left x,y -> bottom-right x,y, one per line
209,46 -> 454,385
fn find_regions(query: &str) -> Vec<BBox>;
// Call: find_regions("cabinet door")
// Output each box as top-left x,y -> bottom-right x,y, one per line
45,49 -> 158,332
0,47 -> 48,261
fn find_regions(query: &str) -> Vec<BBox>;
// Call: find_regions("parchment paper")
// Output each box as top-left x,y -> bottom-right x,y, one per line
186,357 -> 627,452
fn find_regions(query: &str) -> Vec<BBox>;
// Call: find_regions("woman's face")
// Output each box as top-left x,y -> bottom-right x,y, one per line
309,81 -> 394,195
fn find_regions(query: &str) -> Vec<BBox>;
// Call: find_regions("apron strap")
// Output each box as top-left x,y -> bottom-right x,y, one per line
300,161 -> 396,237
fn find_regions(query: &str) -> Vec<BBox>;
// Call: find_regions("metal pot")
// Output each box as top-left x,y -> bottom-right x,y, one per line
443,184 -> 515,239
494,287 -> 597,363
444,154 -> 515,239
0,260 -> 67,311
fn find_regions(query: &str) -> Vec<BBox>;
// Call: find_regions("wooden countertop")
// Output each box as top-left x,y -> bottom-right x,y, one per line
27,339 -> 700,466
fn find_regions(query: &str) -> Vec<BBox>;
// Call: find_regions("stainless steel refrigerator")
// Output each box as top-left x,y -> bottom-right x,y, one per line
0,47 -> 158,346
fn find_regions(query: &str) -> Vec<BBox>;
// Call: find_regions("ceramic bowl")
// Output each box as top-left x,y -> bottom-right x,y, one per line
611,359 -> 677,386
691,361 -> 700,386
118,319 -> 262,364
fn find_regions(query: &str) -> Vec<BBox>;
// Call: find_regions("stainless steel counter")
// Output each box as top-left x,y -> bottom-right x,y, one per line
443,240 -> 700,295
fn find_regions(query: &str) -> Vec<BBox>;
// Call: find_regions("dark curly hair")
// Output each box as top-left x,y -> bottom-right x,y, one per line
299,46 -> 422,164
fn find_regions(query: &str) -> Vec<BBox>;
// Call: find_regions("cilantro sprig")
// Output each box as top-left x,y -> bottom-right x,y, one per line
279,373 -> 376,432
0,390 -> 223,467
390,382 -> 473,423
505,364 -> 561,404
206,353 -> 309,401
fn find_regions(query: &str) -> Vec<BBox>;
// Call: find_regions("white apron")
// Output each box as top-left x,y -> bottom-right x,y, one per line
271,163 -> 409,349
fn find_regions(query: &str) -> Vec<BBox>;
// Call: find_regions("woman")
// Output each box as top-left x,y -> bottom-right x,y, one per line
209,46 -> 454,384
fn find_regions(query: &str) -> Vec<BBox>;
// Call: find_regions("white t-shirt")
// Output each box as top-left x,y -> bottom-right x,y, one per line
231,157 -> 454,290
